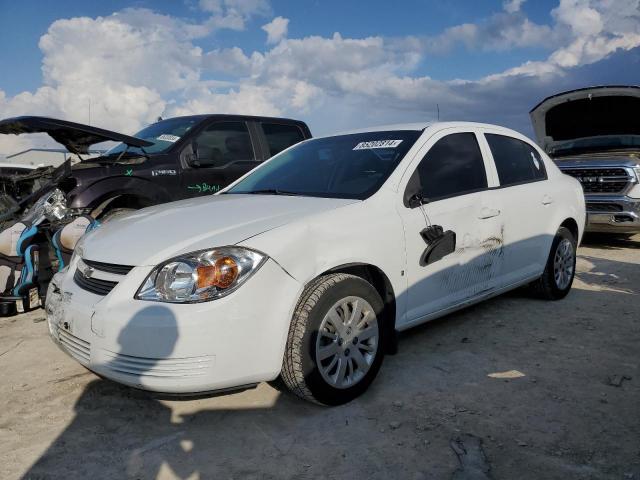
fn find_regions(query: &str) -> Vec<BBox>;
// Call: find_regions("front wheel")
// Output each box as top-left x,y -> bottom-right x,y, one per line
530,226 -> 577,300
280,273 -> 386,405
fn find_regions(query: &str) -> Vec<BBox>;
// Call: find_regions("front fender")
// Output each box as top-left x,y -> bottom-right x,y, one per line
68,177 -> 171,209
238,198 -> 408,319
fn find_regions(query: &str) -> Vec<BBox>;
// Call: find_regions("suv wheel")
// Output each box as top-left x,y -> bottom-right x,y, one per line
530,226 -> 577,300
280,273 -> 386,405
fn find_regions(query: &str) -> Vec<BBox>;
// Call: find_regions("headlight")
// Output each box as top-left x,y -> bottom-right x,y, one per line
69,239 -> 85,266
135,247 -> 266,303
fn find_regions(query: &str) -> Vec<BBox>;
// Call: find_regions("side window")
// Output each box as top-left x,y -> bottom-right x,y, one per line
485,134 -> 547,186
261,123 -> 305,157
406,132 -> 487,202
192,121 -> 254,168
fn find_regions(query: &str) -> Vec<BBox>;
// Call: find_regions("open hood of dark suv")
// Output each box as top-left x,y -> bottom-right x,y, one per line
530,86 -> 640,155
0,116 -> 153,155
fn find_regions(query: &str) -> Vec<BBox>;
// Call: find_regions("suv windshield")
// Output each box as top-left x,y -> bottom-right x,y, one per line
551,135 -> 640,156
227,130 -> 422,200
105,117 -> 203,156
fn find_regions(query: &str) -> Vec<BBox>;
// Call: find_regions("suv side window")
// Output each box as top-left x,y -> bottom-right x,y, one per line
193,121 -> 255,168
485,134 -> 547,186
261,123 -> 305,156
406,132 -> 487,203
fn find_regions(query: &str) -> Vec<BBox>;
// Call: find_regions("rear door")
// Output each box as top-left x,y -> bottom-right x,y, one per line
257,122 -> 308,158
180,120 -> 260,197
397,129 -> 504,324
479,131 -> 552,286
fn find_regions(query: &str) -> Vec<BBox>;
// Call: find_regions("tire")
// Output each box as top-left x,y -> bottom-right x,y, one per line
530,226 -> 577,300
280,273 -> 386,406
99,208 -> 136,223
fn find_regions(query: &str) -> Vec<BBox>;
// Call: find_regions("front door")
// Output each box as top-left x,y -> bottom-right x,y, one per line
397,130 -> 504,325
181,121 -> 261,197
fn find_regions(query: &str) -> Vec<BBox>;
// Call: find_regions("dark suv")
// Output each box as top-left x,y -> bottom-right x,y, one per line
0,114 -> 312,221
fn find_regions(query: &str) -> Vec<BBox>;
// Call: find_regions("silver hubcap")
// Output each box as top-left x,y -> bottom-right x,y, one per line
315,296 -> 379,389
553,238 -> 575,290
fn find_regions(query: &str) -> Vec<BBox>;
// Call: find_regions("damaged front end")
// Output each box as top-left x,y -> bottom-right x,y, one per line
0,160 -> 73,227
0,116 -> 152,314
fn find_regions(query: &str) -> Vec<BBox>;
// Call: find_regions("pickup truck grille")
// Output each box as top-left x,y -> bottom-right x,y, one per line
585,202 -> 624,212
560,167 -> 633,194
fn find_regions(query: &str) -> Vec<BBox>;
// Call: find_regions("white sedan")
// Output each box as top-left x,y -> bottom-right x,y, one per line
46,122 -> 585,405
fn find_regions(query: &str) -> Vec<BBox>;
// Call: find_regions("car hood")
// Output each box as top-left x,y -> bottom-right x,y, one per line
81,194 -> 360,266
530,85 -> 640,153
0,116 -> 153,155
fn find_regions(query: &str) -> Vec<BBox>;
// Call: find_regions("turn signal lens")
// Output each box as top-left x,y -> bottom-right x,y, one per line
197,257 -> 239,289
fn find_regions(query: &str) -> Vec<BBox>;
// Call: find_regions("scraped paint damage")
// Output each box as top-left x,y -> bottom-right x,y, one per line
440,225 -> 504,295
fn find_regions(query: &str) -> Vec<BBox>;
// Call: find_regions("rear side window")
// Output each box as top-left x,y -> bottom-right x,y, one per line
408,132 -> 487,201
261,123 -> 305,156
193,121 -> 255,167
485,134 -> 547,186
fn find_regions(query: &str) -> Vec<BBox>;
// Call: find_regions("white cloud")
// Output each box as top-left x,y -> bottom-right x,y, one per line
1,0 -> 639,156
503,0 -> 526,14
262,16 -> 289,44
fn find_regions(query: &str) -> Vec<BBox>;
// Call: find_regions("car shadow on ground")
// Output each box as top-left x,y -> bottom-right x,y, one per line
581,232 -> 639,250
22,255 -> 640,480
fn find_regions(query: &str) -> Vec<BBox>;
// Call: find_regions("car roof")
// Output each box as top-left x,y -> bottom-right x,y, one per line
166,114 -> 309,125
322,121 -> 524,138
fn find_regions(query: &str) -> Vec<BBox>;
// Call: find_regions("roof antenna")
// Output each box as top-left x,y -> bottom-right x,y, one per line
436,103 -> 440,121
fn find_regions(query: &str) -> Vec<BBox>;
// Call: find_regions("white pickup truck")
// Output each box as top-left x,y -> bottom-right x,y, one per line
531,85 -> 640,235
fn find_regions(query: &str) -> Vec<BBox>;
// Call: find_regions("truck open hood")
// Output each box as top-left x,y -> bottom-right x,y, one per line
0,116 -> 153,155
530,86 -> 640,154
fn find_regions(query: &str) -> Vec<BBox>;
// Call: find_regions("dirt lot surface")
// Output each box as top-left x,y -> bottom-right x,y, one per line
1,234 -> 639,480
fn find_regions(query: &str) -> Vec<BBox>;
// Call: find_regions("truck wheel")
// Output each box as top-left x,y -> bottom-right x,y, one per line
530,226 -> 577,300
281,273 -> 386,405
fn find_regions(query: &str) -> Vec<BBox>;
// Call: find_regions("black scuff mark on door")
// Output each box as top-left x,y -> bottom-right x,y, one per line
440,225 -> 504,296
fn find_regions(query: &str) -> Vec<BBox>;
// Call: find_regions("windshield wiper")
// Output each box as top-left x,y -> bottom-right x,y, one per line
246,189 -> 301,196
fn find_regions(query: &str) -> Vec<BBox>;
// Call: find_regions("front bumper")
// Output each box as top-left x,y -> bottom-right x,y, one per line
46,259 -> 301,394
584,195 -> 640,233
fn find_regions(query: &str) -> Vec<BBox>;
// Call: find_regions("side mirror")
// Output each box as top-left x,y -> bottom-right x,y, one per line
407,192 -> 428,209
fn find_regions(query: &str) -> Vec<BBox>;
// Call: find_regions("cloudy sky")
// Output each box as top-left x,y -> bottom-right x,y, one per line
0,0 -> 639,155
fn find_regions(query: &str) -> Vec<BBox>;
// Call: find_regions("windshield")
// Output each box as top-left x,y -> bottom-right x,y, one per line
551,135 -> 640,156
227,130 -> 422,200
105,117 -> 203,156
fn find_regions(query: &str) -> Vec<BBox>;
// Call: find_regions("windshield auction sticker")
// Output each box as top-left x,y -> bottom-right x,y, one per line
157,134 -> 180,143
353,140 -> 403,150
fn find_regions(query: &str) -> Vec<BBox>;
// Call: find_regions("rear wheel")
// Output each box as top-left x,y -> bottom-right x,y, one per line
280,273 -> 386,405
530,226 -> 577,300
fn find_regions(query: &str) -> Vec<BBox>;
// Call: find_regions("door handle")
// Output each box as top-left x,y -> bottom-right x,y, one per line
478,207 -> 501,219
542,194 -> 554,205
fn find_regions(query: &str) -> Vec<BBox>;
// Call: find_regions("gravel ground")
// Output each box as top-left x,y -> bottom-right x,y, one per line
1,234 -> 638,480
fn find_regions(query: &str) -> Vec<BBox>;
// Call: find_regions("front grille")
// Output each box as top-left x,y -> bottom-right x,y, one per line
74,268 -> 118,295
57,327 -> 90,364
83,259 -> 134,275
560,167 -> 633,194
586,202 -> 624,212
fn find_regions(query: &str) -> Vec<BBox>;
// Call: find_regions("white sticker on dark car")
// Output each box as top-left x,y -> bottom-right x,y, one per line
157,134 -> 180,143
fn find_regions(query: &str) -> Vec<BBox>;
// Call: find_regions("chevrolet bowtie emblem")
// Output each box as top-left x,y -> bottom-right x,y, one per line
78,259 -> 94,278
